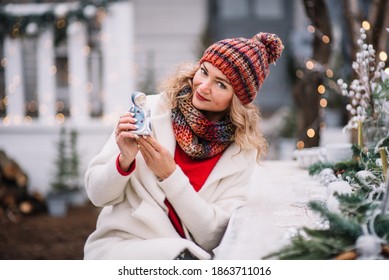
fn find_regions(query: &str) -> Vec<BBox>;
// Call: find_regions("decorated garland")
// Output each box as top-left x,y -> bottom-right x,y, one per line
264,27 -> 389,260
0,0 -> 124,38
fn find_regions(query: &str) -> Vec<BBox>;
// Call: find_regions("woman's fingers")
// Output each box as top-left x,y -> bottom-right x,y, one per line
139,136 -> 160,151
115,112 -> 139,138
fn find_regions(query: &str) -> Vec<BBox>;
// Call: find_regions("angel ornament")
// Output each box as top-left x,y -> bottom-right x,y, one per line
129,91 -> 152,135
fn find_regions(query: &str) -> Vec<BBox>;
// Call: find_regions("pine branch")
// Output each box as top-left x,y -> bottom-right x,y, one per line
308,201 -> 363,239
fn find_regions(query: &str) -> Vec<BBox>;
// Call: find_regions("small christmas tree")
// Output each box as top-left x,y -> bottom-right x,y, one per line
50,127 -> 80,194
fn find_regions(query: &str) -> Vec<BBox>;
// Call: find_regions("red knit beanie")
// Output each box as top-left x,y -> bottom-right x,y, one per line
199,32 -> 284,104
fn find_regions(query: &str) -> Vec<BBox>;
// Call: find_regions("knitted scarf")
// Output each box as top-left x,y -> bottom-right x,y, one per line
171,88 -> 236,159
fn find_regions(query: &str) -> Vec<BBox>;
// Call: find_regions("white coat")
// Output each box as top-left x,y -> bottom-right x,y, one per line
83,92 -> 257,259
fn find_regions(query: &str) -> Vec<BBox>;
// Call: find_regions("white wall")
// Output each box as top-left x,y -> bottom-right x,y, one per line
0,123 -> 112,196
133,0 -> 208,90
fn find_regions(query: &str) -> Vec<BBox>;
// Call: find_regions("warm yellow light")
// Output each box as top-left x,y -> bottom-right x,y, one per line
3,96 -> 8,106
320,98 -> 328,107
307,128 -> 315,138
296,141 -> 305,149
306,60 -> 314,70
322,35 -> 330,44
317,85 -> 326,94
3,116 -> 10,126
307,25 -> 315,33
56,113 -> 65,124
326,69 -> 333,78
362,21 -> 370,30
385,67 -> 389,75
379,51 -> 388,62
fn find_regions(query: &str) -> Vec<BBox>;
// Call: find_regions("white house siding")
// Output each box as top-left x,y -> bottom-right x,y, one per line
133,0 -> 208,92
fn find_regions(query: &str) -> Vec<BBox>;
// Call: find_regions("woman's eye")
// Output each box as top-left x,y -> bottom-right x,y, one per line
217,82 -> 226,89
200,68 -> 207,75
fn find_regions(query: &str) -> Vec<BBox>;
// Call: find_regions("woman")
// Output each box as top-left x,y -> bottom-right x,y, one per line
84,32 -> 284,259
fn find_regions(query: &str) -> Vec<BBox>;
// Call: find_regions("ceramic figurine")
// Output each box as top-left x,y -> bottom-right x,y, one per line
129,91 -> 152,135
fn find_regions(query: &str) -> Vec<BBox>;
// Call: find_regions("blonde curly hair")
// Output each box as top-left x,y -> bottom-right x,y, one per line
158,62 -> 268,162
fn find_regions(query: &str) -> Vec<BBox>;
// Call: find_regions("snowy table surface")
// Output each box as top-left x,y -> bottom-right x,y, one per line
214,160 -> 326,260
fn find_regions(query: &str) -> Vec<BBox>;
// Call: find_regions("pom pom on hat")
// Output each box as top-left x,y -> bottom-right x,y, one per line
199,32 -> 284,104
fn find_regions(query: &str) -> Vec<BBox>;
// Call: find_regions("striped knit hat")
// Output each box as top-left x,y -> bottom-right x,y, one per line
199,32 -> 284,104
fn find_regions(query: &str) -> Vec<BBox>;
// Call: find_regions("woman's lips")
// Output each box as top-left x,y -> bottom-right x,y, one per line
196,92 -> 209,102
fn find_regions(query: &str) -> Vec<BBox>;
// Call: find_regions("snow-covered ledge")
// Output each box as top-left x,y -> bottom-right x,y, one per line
214,161 -> 326,259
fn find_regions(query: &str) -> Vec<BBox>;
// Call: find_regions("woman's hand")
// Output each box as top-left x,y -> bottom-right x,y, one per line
138,136 -> 176,180
115,112 -> 140,171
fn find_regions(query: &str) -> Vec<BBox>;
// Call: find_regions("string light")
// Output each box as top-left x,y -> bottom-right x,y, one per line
1,1 -> 111,123
3,116 -> 11,126
306,60 -> 314,70
3,96 -> 9,106
307,128 -> 315,138
297,141 -> 305,149
55,113 -> 66,124
307,25 -> 315,33
0,1 -> 109,38
317,85 -> 325,94
326,69 -> 333,78
362,21 -> 370,30
379,51 -> 387,62
320,98 -> 328,107
322,35 -> 330,44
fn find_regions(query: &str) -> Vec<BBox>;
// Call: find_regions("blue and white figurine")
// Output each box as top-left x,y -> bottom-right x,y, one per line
129,91 -> 152,135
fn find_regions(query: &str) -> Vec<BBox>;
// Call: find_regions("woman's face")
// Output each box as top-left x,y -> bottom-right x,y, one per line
192,62 -> 234,121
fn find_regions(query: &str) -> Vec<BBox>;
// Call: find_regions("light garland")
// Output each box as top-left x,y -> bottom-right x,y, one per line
0,0 -> 117,38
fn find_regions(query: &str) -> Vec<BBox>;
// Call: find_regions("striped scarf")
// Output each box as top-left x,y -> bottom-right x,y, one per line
171,88 -> 236,159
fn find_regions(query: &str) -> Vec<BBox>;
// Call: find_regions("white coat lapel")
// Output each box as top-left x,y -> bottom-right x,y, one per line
148,93 -> 176,155
204,143 -> 253,188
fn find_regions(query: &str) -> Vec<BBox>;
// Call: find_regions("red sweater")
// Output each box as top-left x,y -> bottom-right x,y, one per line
166,145 -> 222,237
116,145 -> 222,238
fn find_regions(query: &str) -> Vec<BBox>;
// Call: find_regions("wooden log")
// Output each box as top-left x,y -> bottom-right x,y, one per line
0,150 -> 45,219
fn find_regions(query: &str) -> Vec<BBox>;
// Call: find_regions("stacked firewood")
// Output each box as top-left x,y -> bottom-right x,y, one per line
0,150 -> 46,222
